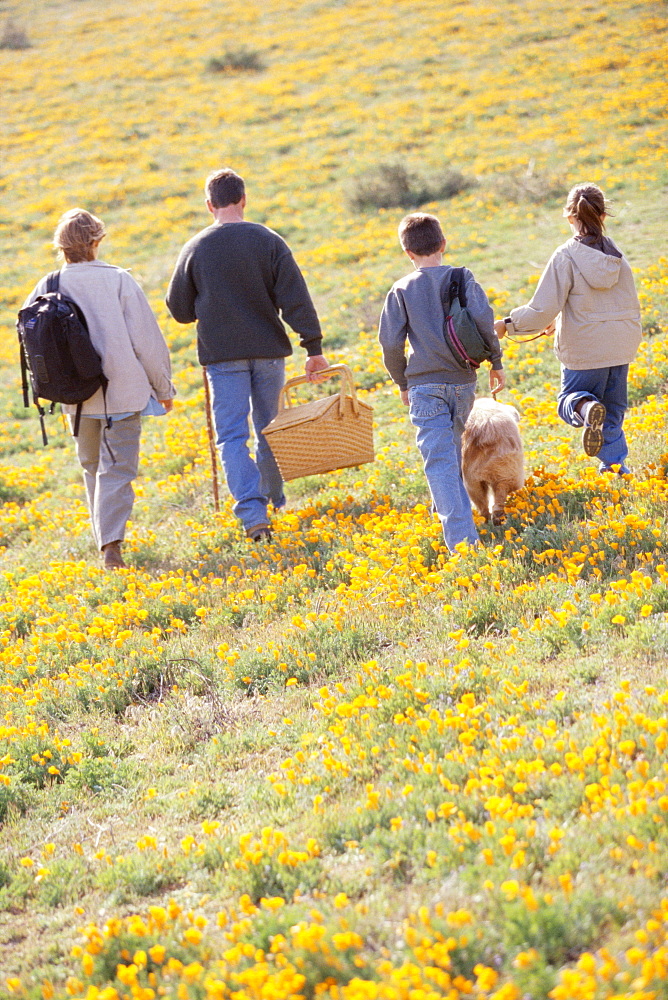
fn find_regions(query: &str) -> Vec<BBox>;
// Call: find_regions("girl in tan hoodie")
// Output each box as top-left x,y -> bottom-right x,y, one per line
496,184 -> 642,473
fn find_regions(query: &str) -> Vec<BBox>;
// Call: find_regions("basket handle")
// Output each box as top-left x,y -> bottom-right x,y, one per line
280,364 -> 360,417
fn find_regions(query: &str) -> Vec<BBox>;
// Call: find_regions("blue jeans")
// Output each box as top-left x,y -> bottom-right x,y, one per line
206,359 -> 286,531
408,382 -> 479,551
558,365 -> 629,472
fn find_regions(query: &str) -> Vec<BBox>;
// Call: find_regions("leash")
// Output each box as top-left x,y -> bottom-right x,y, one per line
505,329 -> 552,344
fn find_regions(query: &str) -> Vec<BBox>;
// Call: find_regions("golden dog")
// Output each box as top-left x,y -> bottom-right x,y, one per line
461,397 -> 524,525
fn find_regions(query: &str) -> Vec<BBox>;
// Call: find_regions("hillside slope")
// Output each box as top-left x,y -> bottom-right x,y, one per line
1,1 -> 668,998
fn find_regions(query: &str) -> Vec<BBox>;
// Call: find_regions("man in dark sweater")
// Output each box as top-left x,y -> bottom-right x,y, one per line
166,168 -> 328,541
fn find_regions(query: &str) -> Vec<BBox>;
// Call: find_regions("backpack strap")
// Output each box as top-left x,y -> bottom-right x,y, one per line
19,338 -> 30,408
45,270 -> 60,293
100,386 -> 117,465
447,267 -> 468,310
38,408 -> 48,446
72,403 -> 82,437
19,330 -> 48,443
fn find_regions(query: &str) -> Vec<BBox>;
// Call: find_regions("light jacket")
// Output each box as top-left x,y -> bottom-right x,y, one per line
506,237 -> 641,370
24,260 -> 175,414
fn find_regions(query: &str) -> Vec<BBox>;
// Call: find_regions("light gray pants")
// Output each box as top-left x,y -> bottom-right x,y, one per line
71,414 -> 141,550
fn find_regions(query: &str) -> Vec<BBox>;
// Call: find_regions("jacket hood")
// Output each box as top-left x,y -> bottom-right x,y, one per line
565,238 -> 622,290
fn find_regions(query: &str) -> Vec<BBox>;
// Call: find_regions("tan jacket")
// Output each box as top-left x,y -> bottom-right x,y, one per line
25,260 -> 175,414
506,238 -> 641,370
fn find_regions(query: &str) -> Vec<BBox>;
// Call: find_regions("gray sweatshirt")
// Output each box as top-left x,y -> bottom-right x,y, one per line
378,265 -> 502,390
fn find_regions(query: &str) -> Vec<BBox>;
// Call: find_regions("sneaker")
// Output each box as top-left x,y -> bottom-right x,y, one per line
246,524 -> 272,543
580,400 -> 606,457
102,540 -> 126,570
599,464 -> 632,476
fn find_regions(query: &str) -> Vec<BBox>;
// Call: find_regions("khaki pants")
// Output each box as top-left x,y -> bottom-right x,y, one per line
71,414 -> 141,550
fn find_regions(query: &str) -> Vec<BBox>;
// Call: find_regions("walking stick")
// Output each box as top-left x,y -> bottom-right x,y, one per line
202,367 -> 220,513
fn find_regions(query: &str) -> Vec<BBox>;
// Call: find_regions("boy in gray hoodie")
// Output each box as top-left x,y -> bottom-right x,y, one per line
379,213 -> 505,551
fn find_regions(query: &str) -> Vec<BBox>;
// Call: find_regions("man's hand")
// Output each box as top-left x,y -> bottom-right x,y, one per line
305,355 -> 329,383
400,388 -> 409,406
489,368 -> 506,396
159,399 -> 174,412
494,319 -> 507,339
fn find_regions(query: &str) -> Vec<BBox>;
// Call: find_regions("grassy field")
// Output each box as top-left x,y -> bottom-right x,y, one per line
1,0 -> 668,998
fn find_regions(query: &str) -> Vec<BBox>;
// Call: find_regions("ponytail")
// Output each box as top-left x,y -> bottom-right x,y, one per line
563,183 -> 609,241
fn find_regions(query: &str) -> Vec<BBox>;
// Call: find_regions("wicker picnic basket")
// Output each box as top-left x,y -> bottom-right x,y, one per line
261,364 -> 374,481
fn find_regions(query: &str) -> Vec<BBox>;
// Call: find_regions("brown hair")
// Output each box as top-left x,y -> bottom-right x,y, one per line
53,209 -> 106,263
398,213 -> 445,256
205,168 -> 245,208
563,183 -> 610,241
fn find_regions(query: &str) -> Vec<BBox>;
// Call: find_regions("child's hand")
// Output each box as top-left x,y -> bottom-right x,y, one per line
400,389 -> 409,406
494,319 -> 507,339
489,368 -> 506,395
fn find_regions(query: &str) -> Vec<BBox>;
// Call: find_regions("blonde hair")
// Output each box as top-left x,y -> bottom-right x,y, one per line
563,184 -> 610,241
53,209 -> 106,263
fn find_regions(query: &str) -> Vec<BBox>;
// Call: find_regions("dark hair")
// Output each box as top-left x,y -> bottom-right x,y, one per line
398,213 -> 445,256
563,183 -> 610,241
205,168 -> 245,208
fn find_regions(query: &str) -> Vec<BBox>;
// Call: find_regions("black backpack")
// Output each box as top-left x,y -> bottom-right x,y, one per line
442,267 -> 493,371
17,270 -> 109,444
